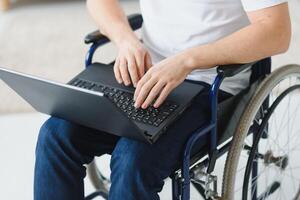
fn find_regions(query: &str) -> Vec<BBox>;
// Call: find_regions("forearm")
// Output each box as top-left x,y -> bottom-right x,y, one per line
86,0 -> 138,45
183,4 -> 291,70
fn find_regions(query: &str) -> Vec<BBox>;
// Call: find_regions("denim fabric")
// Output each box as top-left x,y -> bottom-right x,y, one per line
34,84 -> 232,200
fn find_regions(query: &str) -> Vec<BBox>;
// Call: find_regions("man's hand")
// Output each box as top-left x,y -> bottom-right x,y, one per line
114,38 -> 152,87
134,53 -> 192,109
87,0 -> 152,87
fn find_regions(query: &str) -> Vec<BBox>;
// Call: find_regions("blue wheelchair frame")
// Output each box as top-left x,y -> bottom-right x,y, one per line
84,14 -> 266,199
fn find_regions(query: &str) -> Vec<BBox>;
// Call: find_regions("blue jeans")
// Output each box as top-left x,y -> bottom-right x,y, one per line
34,84 -> 231,200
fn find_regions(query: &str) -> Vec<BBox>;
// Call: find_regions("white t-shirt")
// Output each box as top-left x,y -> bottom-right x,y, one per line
140,0 -> 287,95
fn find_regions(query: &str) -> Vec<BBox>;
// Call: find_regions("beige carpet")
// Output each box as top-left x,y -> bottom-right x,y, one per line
0,0 -> 299,114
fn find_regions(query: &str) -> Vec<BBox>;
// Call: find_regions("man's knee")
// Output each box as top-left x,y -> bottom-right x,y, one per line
110,138 -> 165,190
36,117 -> 73,154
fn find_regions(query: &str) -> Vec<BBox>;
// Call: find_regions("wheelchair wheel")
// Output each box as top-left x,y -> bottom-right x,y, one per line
222,64 -> 300,200
86,159 -> 110,199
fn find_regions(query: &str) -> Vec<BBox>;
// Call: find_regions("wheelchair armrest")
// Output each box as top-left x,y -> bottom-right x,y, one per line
217,61 -> 258,78
84,13 -> 143,44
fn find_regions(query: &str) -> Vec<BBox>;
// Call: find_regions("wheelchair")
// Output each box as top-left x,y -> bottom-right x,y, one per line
83,14 -> 300,200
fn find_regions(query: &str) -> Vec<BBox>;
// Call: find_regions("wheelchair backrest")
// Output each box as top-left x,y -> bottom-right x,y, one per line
250,57 -> 271,84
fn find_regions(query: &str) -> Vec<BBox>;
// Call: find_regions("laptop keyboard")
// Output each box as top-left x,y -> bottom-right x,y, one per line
69,78 -> 179,127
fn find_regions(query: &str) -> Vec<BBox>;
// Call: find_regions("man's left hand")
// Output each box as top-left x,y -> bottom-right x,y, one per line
133,53 -> 192,109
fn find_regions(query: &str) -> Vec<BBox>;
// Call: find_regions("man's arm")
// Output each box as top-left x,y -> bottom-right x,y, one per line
184,3 -> 291,70
87,0 -> 152,87
134,3 -> 291,109
86,0 -> 134,45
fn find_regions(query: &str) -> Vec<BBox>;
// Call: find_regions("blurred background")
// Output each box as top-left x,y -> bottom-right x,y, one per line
0,0 -> 299,199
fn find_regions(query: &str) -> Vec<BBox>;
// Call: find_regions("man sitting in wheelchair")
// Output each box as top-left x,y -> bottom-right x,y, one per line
34,0 -> 292,200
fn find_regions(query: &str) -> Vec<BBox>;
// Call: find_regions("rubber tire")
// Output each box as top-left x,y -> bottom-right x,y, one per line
221,64 -> 300,200
87,160 -> 110,197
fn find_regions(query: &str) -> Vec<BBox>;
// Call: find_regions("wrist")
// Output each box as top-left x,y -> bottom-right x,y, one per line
113,29 -> 139,48
179,45 -> 218,71
178,49 -> 198,72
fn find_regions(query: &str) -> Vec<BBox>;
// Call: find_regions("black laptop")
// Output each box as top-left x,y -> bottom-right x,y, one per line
0,63 -> 204,143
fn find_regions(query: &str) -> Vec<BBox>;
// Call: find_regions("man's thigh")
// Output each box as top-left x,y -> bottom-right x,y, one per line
39,117 -> 120,158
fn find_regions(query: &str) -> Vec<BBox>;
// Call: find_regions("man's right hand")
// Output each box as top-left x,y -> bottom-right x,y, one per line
114,38 -> 152,87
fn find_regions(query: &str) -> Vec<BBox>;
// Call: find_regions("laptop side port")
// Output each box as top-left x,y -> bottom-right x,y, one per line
143,131 -> 154,144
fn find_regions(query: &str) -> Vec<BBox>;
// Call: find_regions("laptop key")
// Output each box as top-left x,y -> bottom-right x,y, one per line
72,79 -> 82,86
153,122 -> 159,127
88,84 -> 95,90
91,85 -> 104,92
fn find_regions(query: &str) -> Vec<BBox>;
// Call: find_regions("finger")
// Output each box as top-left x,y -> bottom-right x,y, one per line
127,54 -> 139,87
134,77 -> 157,108
119,57 -> 131,86
113,58 -> 122,84
142,81 -> 166,109
145,52 -> 153,71
154,84 -> 173,108
135,51 -> 145,79
134,73 -> 151,101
